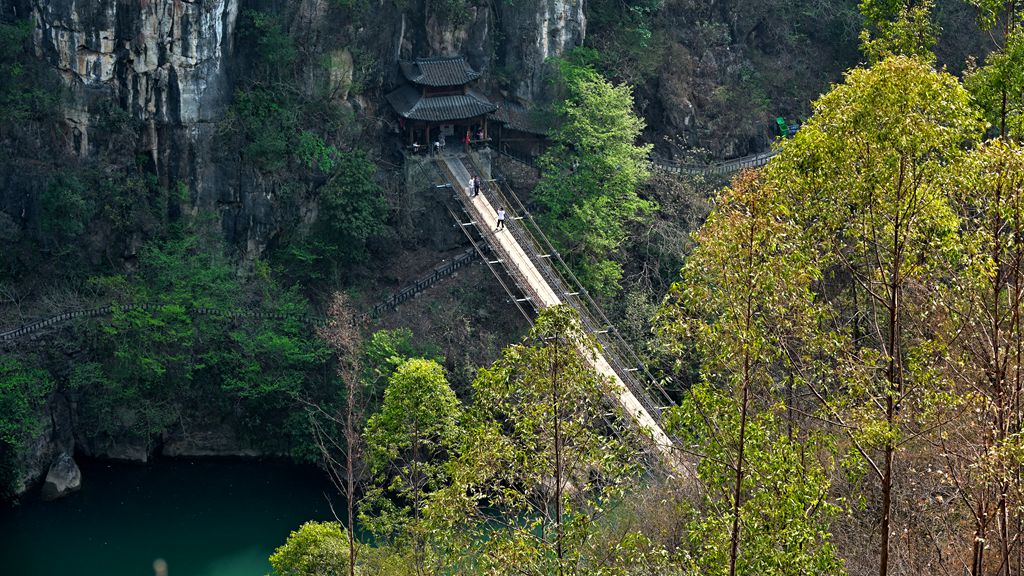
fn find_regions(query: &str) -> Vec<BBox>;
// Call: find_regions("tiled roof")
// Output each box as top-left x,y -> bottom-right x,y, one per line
387,85 -> 497,122
490,100 -> 549,135
399,56 -> 481,87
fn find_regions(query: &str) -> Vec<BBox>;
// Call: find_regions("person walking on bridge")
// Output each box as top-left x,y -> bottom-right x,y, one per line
496,208 -> 506,231
472,176 -> 481,197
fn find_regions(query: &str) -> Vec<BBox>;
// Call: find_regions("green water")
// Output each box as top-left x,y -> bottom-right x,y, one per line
0,457 -> 339,576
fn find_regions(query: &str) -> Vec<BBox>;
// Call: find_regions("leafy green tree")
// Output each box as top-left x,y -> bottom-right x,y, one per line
39,173 -> 91,252
858,0 -> 938,63
941,138 -> 1024,575
362,358 -> 462,573
667,383 -> 844,576
79,231 -> 326,454
965,0 -> 1024,139
535,55 -> 655,297
269,521 -> 350,576
228,87 -> 300,174
428,305 -> 644,575
241,10 -> 298,82
766,55 -> 983,576
657,171 -> 842,575
277,150 -> 387,286
0,20 -> 60,132
359,328 -> 441,410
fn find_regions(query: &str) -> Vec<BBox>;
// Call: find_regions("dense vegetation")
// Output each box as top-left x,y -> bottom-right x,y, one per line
2,0 -> 1024,575
263,3 -> 1024,576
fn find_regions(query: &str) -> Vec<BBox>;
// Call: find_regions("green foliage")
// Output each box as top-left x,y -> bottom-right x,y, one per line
427,306 -> 645,574
586,0 -> 665,82
859,0 -> 938,63
759,55 -> 981,575
668,384 -> 844,575
276,150 -> 387,285
78,231 -> 328,454
39,174 -> 90,250
0,356 -> 53,450
536,56 -> 655,296
297,130 -> 338,173
966,0 -> 1024,32
228,87 -> 300,173
269,521 -> 350,576
966,31 -> 1024,138
362,358 -> 462,559
656,170 -> 841,574
0,356 -> 54,498
242,11 -> 297,80
360,328 -> 441,405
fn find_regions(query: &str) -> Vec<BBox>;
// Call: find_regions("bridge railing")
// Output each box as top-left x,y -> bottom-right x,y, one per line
497,146 -> 779,178
648,150 -> 778,176
463,150 -> 676,423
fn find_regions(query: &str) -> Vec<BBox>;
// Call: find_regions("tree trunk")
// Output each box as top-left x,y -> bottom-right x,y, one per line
729,222 -> 757,576
728,362 -> 750,576
879,443 -> 893,576
551,335 -> 564,576
879,198 -> 903,576
972,500 -> 988,576
346,382 -> 357,576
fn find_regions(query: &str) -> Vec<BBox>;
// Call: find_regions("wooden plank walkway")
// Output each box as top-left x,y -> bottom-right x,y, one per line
441,156 -> 678,463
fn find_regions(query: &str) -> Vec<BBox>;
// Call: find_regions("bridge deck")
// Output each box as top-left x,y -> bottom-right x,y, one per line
441,156 -> 676,462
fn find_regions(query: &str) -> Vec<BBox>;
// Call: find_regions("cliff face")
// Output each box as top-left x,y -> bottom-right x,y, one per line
14,0 -> 583,260
32,0 -> 238,147
497,0 -> 585,103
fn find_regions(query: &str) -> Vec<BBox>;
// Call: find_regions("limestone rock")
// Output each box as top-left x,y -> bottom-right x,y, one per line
497,0 -> 586,102
40,452 -> 81,501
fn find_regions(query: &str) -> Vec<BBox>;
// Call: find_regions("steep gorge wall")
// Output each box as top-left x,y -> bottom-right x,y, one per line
6,0 -> 584,261
496,0 -> 585,103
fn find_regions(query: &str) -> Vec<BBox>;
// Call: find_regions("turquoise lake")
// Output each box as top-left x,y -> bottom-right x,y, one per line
0,457 -> 339,576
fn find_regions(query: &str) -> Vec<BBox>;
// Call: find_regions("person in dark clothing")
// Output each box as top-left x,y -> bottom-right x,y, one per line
472,176 -> 481,197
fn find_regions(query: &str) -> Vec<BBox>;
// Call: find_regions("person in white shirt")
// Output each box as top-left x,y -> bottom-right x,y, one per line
496,208 -> 506,231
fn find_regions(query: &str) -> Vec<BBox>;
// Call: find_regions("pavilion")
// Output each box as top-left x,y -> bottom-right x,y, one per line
386,56 -> 497,151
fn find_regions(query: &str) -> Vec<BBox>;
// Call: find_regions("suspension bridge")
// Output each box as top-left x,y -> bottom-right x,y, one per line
439,150 -> 691,468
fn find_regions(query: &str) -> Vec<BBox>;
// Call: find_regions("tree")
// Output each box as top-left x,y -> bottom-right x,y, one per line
277,150 -> 388,286
311,293 -> 366,576
80,231 -> 327,454
858,0 -> 938,63
765,55 -> 983,576
269,521 -> 350,576
362,358 -> 462,574
535,54 -> 655,297
965,0 -> 1024,139
428,305 -> 644,575
656,171 -> 842,575
942,139 -> 1024,575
